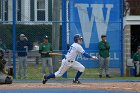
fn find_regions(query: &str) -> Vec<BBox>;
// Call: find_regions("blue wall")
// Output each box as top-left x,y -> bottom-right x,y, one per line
69,0 -> 122,68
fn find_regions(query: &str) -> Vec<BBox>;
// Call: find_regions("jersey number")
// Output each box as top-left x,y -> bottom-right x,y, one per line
68,46 -> 73,53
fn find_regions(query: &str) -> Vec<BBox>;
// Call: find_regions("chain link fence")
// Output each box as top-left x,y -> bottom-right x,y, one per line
0,0 -> 132,80
0,0 -> 64,80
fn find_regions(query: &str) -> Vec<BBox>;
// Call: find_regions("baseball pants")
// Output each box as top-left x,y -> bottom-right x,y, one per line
41,57 -> 53,74
99,56 -> 110,75
54,58 -> 85,77
18,56 -> 27,78
134,61 -> 140,76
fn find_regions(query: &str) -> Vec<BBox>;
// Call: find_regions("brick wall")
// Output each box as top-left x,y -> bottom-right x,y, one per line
124,25 -> 131,76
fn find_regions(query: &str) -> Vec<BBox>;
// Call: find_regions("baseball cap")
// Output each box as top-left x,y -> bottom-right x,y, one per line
101,35 -> 106,38
44,35 -> 48,39
20,34 -> 25,37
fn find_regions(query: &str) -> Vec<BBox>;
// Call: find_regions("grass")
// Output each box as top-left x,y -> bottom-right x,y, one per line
16,63 -> 140,80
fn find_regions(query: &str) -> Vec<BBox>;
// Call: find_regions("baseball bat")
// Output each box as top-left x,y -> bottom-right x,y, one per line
49,53 -> 63,56
41,52 -> 63,56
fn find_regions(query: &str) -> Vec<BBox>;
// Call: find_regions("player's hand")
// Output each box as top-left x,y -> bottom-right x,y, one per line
92,56 -> 98,60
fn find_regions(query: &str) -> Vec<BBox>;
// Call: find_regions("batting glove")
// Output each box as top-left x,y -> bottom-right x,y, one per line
92,56 -> 98,60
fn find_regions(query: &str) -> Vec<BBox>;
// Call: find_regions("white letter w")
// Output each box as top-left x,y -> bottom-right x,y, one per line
75,4 -> 113,48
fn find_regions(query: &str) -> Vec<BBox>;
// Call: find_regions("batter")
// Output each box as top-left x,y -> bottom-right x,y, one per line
42,34 -> 98,84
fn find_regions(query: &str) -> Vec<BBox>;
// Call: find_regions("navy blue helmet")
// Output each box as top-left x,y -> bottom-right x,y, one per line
74,34 -> 83,43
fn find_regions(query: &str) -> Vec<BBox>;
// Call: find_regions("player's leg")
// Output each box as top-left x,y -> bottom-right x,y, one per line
135,62 -> 139,76
0,72 -> 12,84
104,57 -> 111,78
18,57 -> 23,79
46,57 -> 53,74
43,59 -> 70,84
0,72 -> 7,84
41,58 -> 47,74
23,56 -> 27,79
72,61 -> 85,84
98,56 -> 104,78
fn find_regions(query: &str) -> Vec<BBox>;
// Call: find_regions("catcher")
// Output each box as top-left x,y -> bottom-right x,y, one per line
0,50 -> 12,84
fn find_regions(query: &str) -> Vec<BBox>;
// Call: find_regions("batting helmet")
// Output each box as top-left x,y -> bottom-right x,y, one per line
74,34 -> 83,43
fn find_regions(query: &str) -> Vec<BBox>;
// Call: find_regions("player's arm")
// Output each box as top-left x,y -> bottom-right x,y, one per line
50,44 -> 53,51
17,42 -> 21,50
98,42 -> 106,50
105,42 -> 110,50
83,52 -> 92,58
39,43 -> 43,54
78,45 -> 98,60
82,52 -> 98,60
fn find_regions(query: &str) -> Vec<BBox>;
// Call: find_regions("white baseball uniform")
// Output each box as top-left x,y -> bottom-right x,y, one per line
55,43 -> 85,77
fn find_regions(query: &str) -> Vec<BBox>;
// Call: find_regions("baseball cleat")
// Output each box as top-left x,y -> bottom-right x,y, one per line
42,79 -> 47,84
73,80 -> 81,84
42,74 -> 48,84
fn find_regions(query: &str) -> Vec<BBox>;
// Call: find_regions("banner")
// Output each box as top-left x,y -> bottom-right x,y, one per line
69,0 -> 122,67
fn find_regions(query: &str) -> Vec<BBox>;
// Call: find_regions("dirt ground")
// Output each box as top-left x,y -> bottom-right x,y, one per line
0,82 -> 140,92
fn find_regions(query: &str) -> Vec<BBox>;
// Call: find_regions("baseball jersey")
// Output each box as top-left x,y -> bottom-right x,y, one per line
39,42 -> 52,57
65,43 -> 85,61
133,52 -> 140,62
98,41 -> 110,58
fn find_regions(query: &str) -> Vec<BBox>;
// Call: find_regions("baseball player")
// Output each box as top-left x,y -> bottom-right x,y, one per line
39,35 -> 53,74
98,35 -> 111,78
42,34 -> 98,84
133,46 -> 140,76
0,50 -> 12,84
